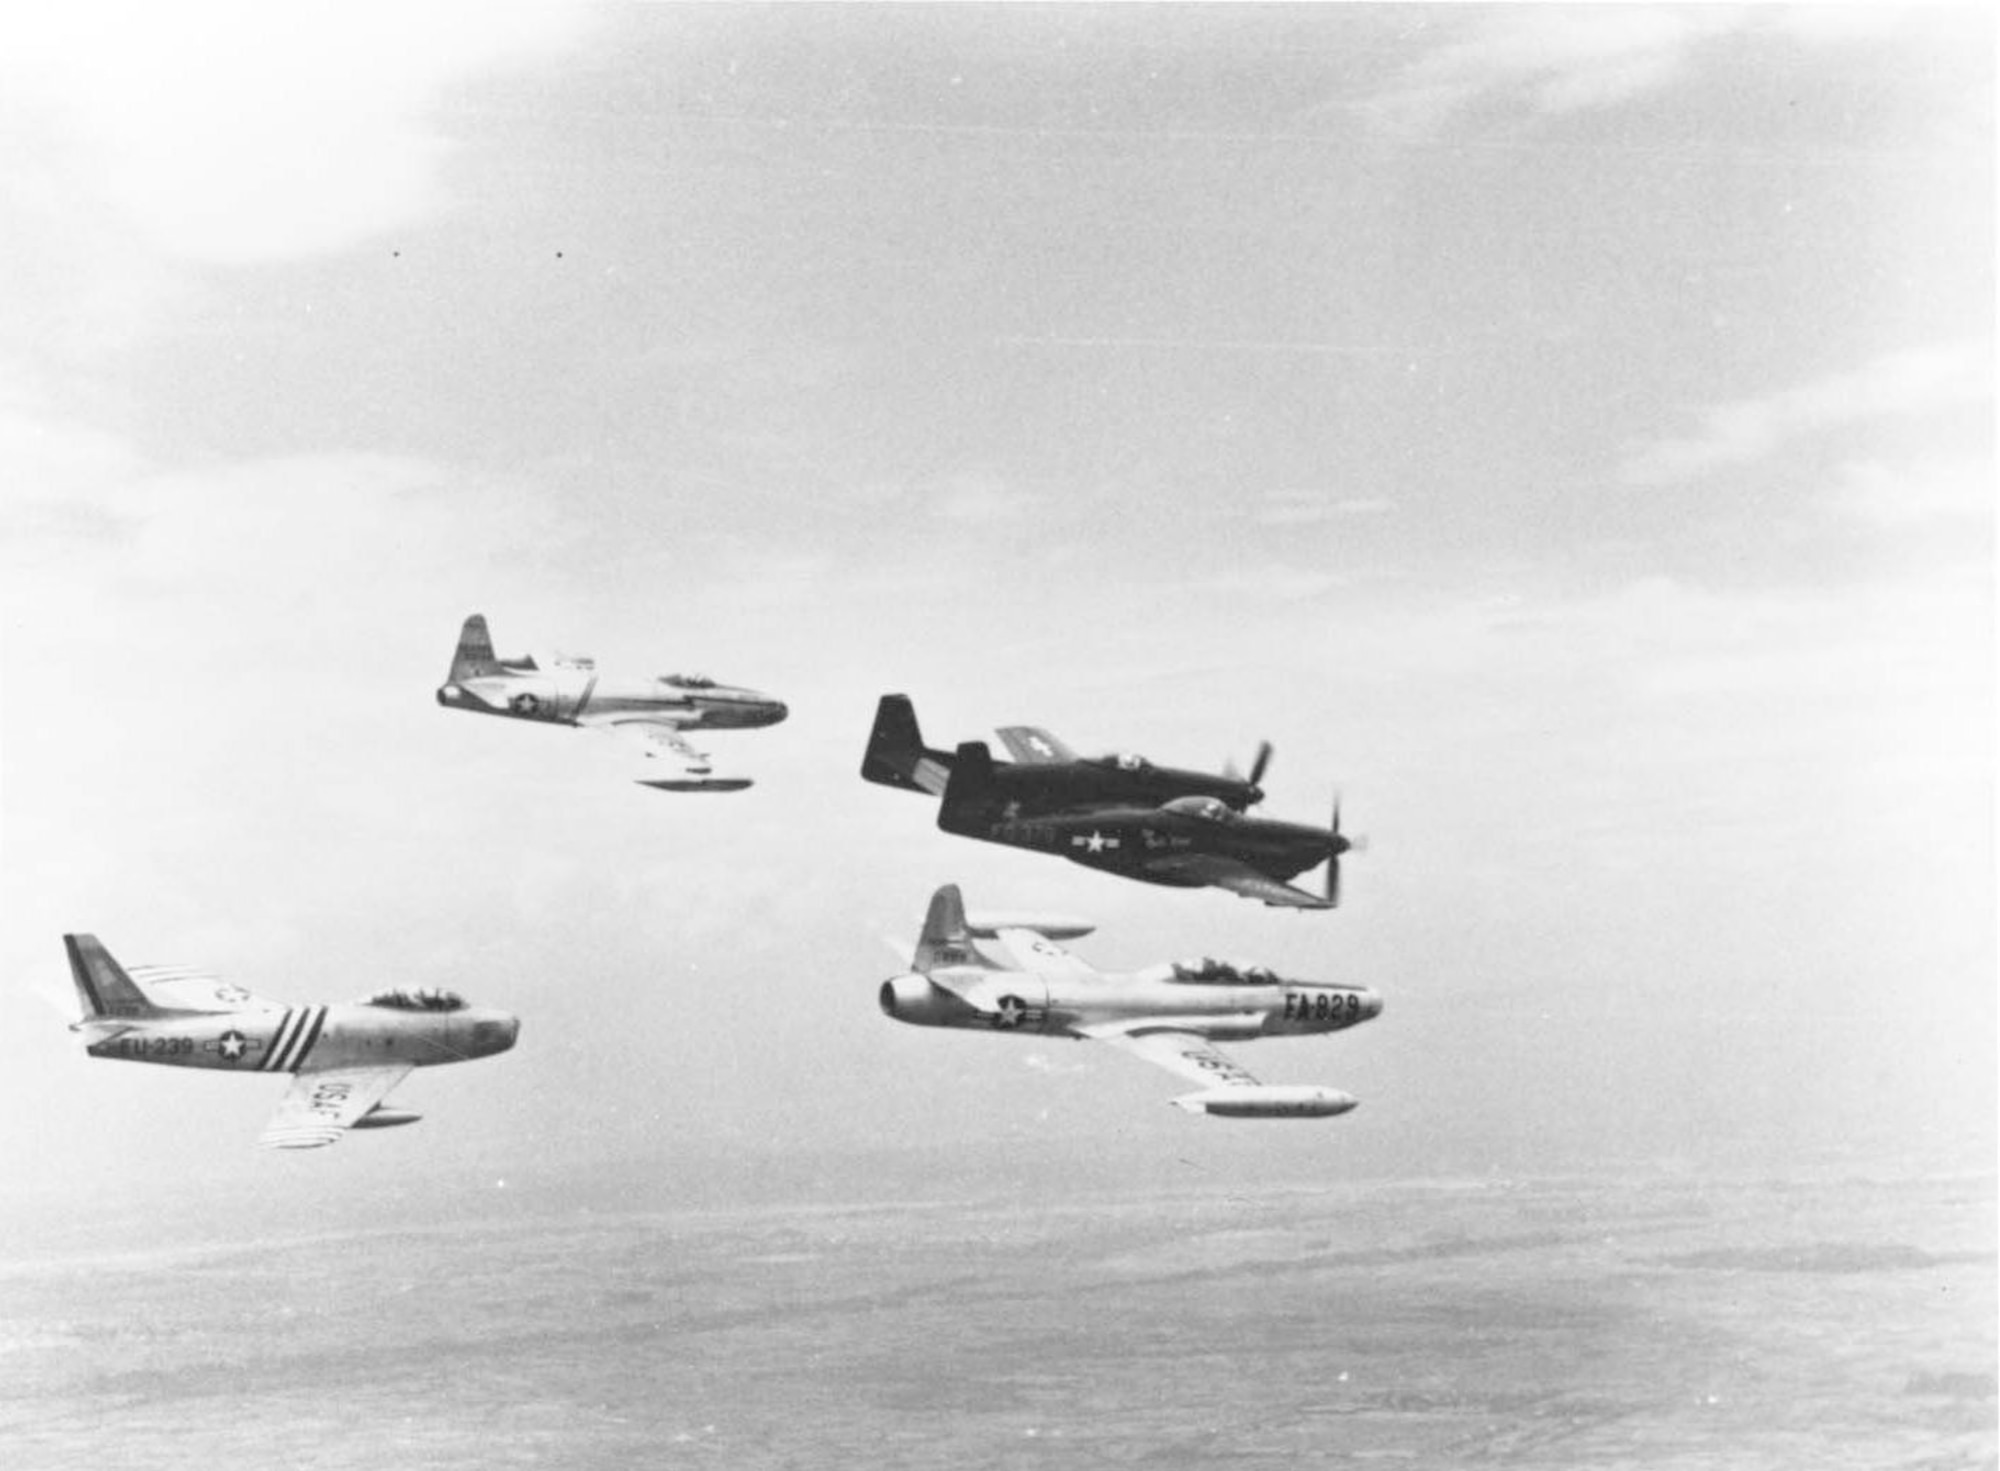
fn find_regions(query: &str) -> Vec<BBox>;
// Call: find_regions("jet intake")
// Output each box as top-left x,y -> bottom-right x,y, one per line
1172,1085 -> 1358,1119
877,974 -> 958,1026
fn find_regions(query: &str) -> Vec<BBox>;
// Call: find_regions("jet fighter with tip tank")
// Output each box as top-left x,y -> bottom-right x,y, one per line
63,934 -> 519,1149
879,885 -> 1381,1117
436,614 -> 788,791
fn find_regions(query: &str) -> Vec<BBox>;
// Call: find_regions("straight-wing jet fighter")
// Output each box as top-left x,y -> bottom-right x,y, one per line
936,740 -> 1357,909
436,614 -> 788,791
879,885 -> 1381,1117
861,693 -> 1271,812
63,934 -> 518,1149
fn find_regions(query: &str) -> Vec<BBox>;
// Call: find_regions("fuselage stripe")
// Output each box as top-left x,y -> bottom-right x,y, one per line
287,1008 -> 329,1073
262,1008 -> 305,1072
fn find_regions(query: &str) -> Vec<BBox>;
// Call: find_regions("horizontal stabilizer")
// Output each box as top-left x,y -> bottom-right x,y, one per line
964,911 -> 1094,941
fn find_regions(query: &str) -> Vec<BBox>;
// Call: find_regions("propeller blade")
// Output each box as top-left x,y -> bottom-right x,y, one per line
1247,741 -> 1273,788
1327,794 -> 1344,907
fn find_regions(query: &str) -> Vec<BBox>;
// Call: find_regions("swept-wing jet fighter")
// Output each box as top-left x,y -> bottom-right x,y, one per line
935,740 -> 1357,909
879,885 -> 1380,1117
436,614 -> 787,791
63,934 -> 518,1149
861,693 -> 1271,812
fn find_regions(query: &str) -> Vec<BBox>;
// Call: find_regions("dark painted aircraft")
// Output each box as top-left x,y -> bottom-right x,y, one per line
937,741 -> 1357,910
861,693 -> 1272,813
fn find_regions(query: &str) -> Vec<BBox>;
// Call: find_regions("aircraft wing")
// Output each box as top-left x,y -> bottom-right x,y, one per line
585,717 -> 752,793
126,965 -> 284,1014
1088,1027 -> 1266,1090
1145,854 -> 1331,910
258,1064 -> 414,1150
989,926 -> 1100,981
994,726 -> 1079,764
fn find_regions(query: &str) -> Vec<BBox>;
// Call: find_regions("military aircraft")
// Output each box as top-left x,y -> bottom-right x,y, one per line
436,614 -> 788,791
879,885 -> 1381,1117
934,740 -> 1357,909
63,933 -> 519,1149
861,693 -> 1271,813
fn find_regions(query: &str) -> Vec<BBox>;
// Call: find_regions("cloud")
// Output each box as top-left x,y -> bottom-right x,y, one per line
0,2 -> 589,265
1617,342 -> 1992,488
1827,457 -> 1994,531
1361,6 -> 1910,139
1254,493 -> 1396,527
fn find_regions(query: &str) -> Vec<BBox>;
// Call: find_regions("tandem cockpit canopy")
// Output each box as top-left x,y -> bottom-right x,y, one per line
362,988 -> 469,1012
1159,957 -> 1282,987
660,672 -> 715,689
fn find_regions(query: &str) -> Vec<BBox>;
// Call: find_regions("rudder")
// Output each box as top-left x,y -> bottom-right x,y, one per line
912,885 -> 990,972
861,694 -> 954,795
64,934 -> 172,1020
446,614 -> 502,683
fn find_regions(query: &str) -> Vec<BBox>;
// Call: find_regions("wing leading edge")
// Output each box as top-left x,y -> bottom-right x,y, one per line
258,1064 -> 414,1150
1144,853 -> 1331,909
589,718 -> 752,793
1087,1026 -> 1359,1119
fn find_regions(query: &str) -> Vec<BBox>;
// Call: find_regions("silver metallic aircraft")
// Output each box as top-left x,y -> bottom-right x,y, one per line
64,934 -> 519,1149
435,614 -> 788,791
878,885 -> 1382,1118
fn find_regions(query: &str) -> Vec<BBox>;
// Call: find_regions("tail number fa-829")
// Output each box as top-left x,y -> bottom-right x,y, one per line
1282,991 -> 1364,1023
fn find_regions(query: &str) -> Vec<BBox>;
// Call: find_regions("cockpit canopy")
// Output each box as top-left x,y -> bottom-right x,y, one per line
661,673 -> 715,689
552,653 -> 595,671
1111,751 -> 1150,772
362,988 -> 469,1012
1160,957 -> 1283,987
1162,795 -> 1233,821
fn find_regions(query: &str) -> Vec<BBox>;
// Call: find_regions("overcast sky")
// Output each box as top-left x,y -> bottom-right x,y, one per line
1,4 -> 1990,1241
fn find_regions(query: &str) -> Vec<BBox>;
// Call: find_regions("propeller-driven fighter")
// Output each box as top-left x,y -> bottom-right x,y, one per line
879,885 -> 1381,1117
935,739 -> 1358,909
436,614 -> 788,792
862,694 -> 1271,813
63,934 -> 519,1149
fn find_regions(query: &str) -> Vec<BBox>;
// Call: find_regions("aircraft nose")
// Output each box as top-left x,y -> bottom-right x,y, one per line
1358,990 -> 1383,1021
760,697 -> 789,726
472,1015 -> 521,1055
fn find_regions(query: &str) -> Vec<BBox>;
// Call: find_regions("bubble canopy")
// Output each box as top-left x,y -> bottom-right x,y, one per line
361,988 -> 468,1012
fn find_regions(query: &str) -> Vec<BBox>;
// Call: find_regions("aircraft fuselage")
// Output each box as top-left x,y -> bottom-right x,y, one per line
78,1003 -> 520,1073
972,761 -> 1260,818
436,668 -> 786,730
880,967 -> 1381,1041
944,802 -> 1343,888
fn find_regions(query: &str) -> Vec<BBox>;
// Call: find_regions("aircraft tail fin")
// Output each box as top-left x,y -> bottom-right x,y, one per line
860,694 -> 955,795
911,884 -> 994,972
64,935 -> 174,1020
446,614 -> 503,683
